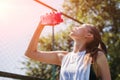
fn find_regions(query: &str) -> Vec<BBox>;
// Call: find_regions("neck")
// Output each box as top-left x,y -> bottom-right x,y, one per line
73,40 -> 86,53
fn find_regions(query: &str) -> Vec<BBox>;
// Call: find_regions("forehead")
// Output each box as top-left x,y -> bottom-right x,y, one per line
78,24 -> 91,32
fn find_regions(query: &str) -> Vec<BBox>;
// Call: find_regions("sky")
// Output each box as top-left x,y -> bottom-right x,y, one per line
0,0 -> 65,79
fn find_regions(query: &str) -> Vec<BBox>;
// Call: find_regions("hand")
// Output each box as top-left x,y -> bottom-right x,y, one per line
40,12 -> 63,26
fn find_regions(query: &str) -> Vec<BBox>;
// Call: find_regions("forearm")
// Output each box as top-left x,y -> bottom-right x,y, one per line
25,22 -> 44,56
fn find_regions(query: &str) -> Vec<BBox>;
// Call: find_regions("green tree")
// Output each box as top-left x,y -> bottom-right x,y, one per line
62,0 -> 120,79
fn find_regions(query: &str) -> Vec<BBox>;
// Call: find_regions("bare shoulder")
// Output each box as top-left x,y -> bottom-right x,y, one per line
96,51 -> 108,67
96,51 -> 107,63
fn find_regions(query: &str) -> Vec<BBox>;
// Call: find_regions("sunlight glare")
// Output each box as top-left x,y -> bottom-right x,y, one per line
0,1 -> 12,19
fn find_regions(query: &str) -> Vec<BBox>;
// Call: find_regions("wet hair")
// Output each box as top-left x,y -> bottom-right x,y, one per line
84,24 -> 107,62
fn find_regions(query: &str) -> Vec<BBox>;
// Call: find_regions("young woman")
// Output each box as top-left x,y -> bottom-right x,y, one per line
25,15 -> 111,80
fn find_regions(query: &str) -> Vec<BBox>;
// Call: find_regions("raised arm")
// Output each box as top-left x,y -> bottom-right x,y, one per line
25,12 -> 68,66
25,22 -> 44,55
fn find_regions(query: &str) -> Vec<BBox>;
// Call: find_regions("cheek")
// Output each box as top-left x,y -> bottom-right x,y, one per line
86,36 -> 94,43
77,30 -> 86,37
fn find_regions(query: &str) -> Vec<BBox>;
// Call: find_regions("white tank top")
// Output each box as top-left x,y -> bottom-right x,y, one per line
60,50 -> 91,80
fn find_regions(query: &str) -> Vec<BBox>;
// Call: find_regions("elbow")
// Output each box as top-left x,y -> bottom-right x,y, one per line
25,50 -> 38,59
25,50 -> 31,58
25,50 -> 36,58
25,50 -> 40,61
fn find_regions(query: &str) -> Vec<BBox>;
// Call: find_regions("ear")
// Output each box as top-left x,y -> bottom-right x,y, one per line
85,33 -> 93,39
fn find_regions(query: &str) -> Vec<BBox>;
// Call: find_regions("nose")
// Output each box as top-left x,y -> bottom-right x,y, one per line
73,27 -> 79,30
71,27 -> 78,32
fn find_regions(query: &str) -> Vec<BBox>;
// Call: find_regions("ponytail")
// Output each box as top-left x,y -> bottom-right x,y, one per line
85,24 -> 108,62
99,41 -> 107,54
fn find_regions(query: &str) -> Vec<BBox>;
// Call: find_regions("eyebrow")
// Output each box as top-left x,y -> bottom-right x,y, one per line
85,27 -> 92,33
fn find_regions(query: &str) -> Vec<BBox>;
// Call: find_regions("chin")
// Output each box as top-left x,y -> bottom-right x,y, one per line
69,32 -> 74,36
69,32 -> 73,37
69,34 -> 75,39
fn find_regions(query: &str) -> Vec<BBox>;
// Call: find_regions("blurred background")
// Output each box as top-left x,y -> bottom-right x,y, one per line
0,0 -> 120,80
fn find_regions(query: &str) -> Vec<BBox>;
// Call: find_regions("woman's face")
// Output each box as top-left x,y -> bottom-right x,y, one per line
69,24 -> 93,41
